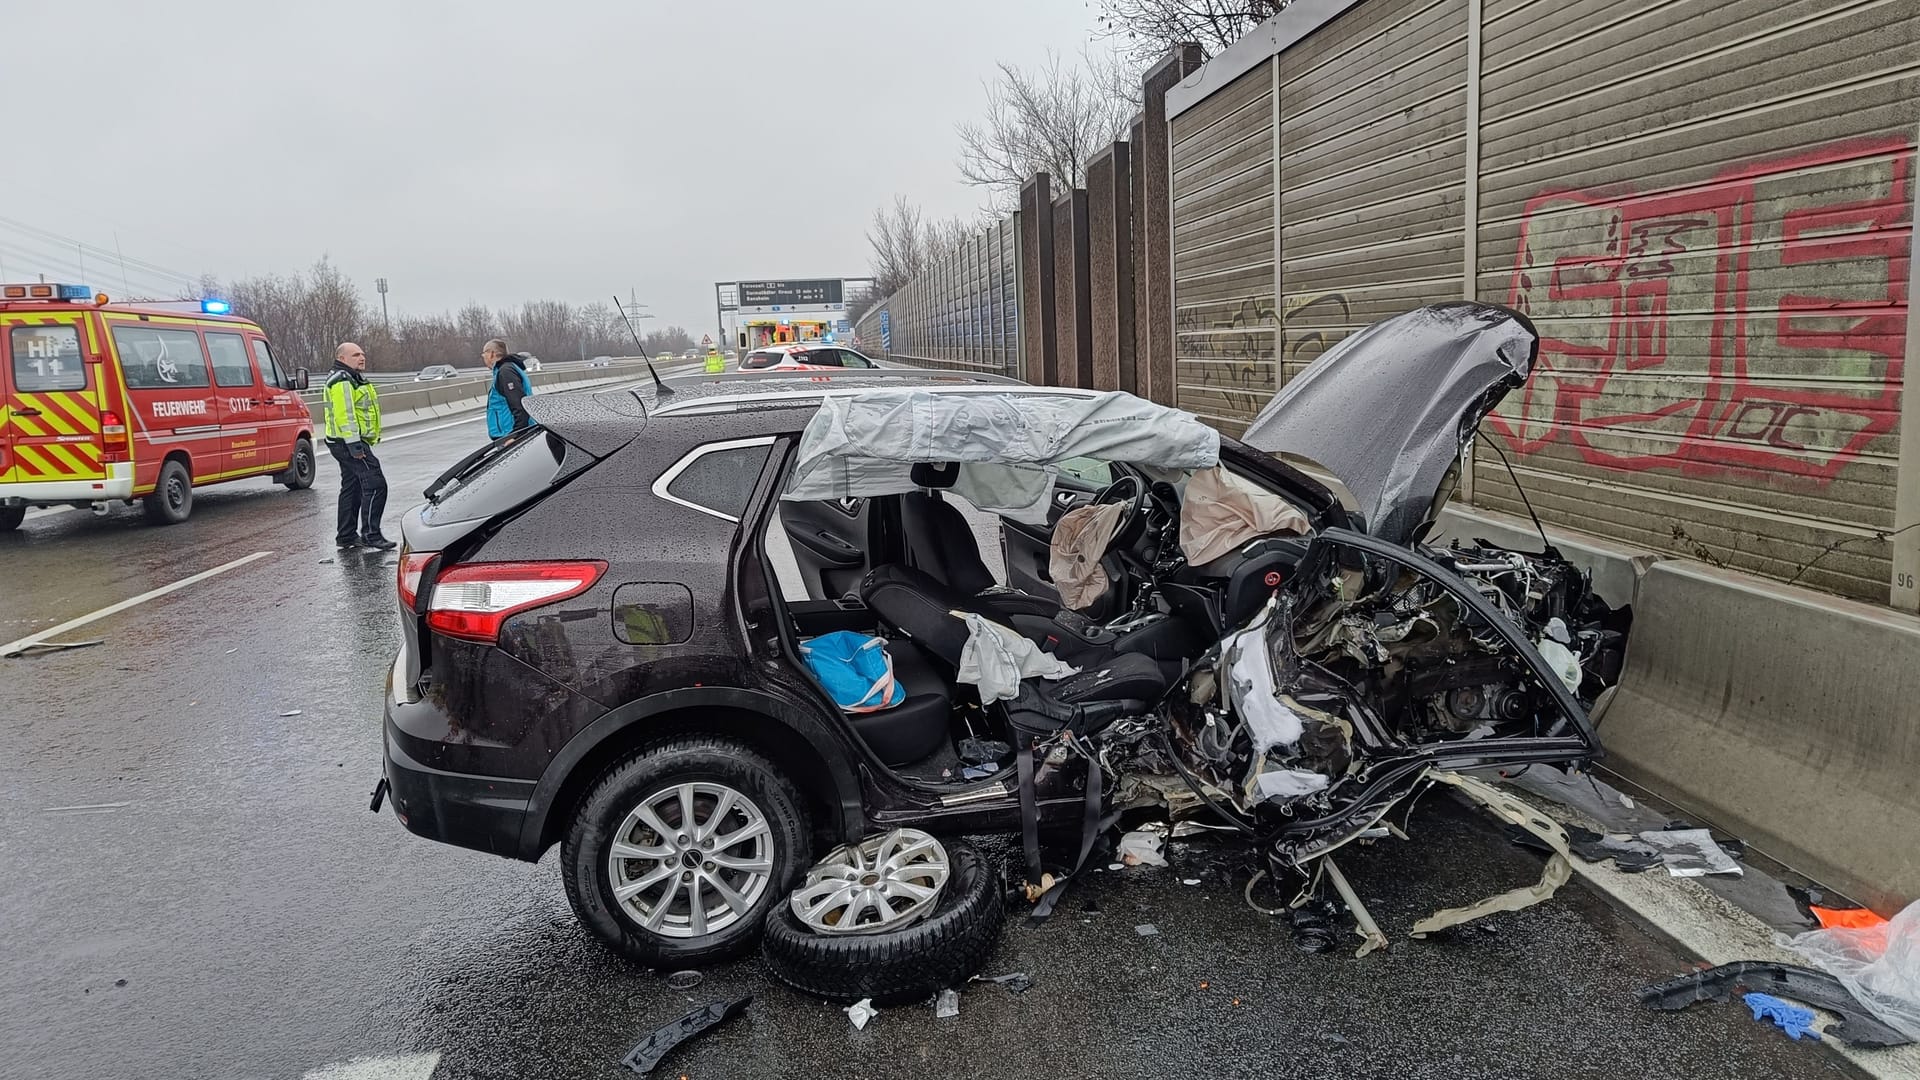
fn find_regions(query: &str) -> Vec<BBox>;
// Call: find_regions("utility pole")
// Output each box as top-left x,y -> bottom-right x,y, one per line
375,278 -> 391,332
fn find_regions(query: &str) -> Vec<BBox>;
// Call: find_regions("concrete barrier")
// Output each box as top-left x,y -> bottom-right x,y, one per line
1599,561 -> 1920,913
301,362 -> 655,428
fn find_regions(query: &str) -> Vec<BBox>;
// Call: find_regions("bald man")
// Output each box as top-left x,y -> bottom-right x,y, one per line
322,342 -> 394,550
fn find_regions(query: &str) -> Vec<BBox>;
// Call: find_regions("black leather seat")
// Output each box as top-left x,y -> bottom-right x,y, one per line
1004,652 -> 1167,738
861,563 -> 977,667
845,640 -> 951,767
900,489 -> 1058,620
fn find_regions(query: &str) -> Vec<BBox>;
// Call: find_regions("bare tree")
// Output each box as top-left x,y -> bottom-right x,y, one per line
1096,0 -> 1290,65
955,50 -> 1137,211
643,325 -> 696,356
867,195 -> 931,298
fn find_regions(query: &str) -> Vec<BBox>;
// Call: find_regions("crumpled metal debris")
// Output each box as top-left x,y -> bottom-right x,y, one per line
972,972 -> 1034,994
620,996 -> 750,1074
844,997 -> 876,1030
934,989 -> 960,1018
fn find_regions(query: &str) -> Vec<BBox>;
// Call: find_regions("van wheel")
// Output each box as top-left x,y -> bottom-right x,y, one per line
142,460 -> 193,524
0,506 -> 23,532
562,735 -> 812,968
280,437 -> 316,491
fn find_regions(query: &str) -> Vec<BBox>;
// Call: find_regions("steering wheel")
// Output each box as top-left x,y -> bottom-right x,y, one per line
1091,473 -> 1146,546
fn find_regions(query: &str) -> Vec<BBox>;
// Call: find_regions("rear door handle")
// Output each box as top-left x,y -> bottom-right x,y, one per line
13,407 -> 41,417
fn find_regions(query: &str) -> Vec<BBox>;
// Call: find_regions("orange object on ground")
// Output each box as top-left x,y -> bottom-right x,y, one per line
1812,905 -> 1888,930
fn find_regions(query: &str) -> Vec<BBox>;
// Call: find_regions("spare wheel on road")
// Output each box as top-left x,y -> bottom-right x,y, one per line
762,830 -> 1004,1005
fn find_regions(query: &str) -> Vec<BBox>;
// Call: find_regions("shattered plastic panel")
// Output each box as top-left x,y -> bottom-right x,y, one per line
1241,303 -> 1537,545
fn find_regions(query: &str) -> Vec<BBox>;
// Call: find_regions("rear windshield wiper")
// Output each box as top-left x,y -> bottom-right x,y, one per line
423,430 -> 527,502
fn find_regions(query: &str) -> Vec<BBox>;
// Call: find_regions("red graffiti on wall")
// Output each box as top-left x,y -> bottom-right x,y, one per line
1493,137 -> 1913,482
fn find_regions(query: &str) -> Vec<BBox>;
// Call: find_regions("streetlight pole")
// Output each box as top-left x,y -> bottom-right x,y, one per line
375,277 -> 390,333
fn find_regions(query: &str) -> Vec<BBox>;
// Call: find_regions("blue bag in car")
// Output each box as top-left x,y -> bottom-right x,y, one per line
799,631 -> 904,713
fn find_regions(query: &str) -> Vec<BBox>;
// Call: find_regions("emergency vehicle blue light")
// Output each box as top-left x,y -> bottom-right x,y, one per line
56,284 -> 93,300
201,298 -> 231,315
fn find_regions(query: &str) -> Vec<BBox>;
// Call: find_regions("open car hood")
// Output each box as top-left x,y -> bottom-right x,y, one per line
1240,303 -> 1537,545
784,389 -> 1220,523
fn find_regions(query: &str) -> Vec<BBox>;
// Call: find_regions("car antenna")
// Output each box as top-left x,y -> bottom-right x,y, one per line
612,294 -> 673,397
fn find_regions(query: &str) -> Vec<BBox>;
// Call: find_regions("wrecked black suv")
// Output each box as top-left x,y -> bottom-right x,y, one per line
378,302 -> 1627,990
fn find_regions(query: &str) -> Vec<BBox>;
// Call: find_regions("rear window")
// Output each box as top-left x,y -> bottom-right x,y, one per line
742,351 -> 785,370
9,325 -> 87,391
660,440 -> 773,521
422,430 -> 570,524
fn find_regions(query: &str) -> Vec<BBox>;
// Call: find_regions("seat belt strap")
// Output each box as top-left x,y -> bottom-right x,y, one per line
1017,741 -> 1043,891
1031,752 -> 1118,922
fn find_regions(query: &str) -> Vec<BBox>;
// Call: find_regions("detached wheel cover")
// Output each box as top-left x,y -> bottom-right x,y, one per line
789,828 -> 950,935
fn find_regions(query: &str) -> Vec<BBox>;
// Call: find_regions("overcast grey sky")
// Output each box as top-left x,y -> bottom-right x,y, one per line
1,0 -> 1106,336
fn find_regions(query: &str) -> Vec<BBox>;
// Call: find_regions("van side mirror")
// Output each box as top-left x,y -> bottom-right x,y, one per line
291,368 -> 310,391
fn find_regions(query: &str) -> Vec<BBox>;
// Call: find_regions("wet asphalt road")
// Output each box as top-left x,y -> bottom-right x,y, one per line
0,410 -> 1867,1080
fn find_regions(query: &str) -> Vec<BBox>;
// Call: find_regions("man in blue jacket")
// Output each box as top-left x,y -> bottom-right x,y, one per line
482,338 -> 533,440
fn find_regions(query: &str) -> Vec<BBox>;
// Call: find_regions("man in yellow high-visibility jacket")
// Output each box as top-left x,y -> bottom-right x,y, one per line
323,342 -> 394,550
704,347 -> 726,374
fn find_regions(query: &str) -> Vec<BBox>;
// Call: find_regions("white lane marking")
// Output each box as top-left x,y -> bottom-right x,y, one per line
42,802 -> 132,814
301,1053 -> 442,1080
0,550 -> 274,658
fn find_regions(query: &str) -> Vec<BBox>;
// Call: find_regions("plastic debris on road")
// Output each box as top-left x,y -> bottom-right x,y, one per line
845,997 -> 876,1031
1135,923 -> 1160,937
1786,898 -> 1920,1043
1183,878 -> 1202,886
279,709 -> 303,717
1116,831 -> 1167,867
664,970 -> 702,992
1637,960 -> 1912,1049
934,989 -> 960,1019
1744,993 -> 1821,1041
1813,906 -> 1890,931
1637,828 -> 1742,877
620,996 -> 750,1074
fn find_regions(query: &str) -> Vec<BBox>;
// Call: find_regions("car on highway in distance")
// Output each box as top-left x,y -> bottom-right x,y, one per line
414,364 -> 459,381
585,357 -> 610,368
524,356 -> 543,372
377,303 -> 1627,999
1,283 -> 316,530
738,343 -> 877,371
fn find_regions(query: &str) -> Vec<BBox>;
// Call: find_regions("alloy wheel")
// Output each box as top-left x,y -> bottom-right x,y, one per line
606,781 -> 774,939
788,828 -> 950,935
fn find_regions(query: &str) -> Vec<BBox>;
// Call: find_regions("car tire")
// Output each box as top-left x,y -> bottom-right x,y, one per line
760,837 -> 1004,1006
0,505 -> 23,532
142,459 -> 193,525
280,437 -> 316,491
562,736 -> 812,968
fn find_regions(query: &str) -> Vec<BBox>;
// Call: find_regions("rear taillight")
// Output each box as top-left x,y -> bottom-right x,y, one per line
398,550 -> 437,611
426,560 -> 607,643
101,410 -> 128,462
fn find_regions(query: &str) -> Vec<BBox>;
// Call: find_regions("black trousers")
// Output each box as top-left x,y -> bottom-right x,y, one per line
327,439 -> 389,544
